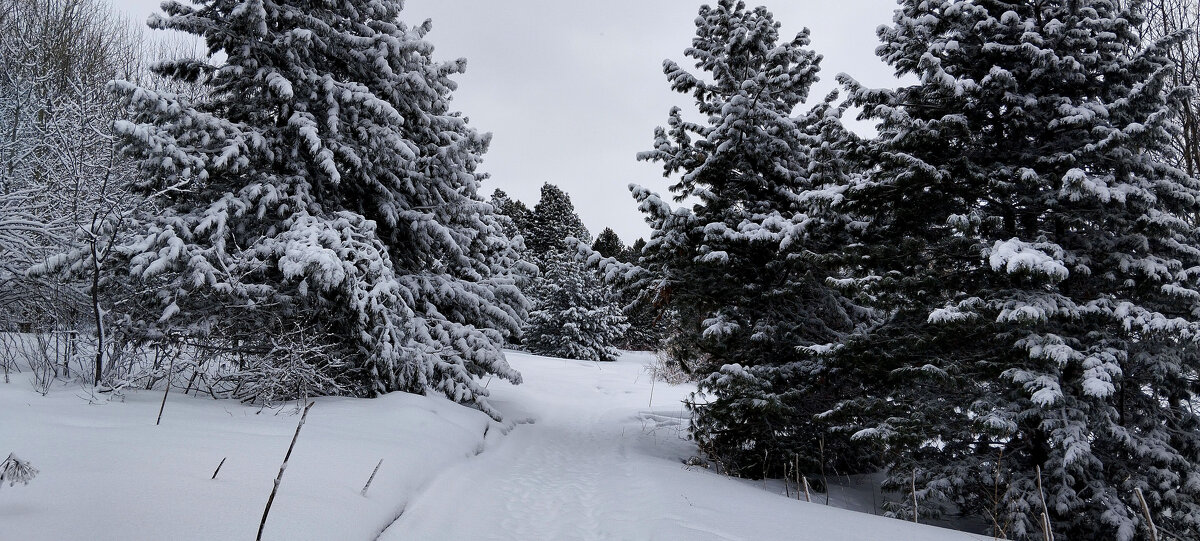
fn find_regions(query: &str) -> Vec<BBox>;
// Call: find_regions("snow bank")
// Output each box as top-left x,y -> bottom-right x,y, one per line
0,382 -> 494,541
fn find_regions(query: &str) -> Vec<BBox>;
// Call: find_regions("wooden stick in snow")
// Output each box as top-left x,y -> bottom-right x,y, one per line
802,475 -> 811,503
361,459 -> 384,497
648,362 -> 657,408
211,457 -> 226,480
795,456 -> 801,501
257,401 -> 314,541
156,354 -> 177,426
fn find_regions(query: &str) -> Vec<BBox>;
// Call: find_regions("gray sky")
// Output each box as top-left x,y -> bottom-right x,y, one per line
109,0 -> 899,243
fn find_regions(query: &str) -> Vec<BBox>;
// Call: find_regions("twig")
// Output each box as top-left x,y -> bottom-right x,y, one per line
762,449 -> 768,489
1036,466 -> 1054,541
257,401 -> 314,541
155,354 -> 177,426
820,436 -> 829,505
795,456 -> 802,501
784,461 -> 790,499
648,362 -> 657,407
361,459 -> 384,497
211,457 -> 226,480
912,468 -> 919,524
1136,487 -> 1159,541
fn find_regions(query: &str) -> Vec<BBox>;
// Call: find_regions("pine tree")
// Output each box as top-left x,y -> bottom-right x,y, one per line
831,1 -> 1200,537
591,227 -> 625,260
623,0 -> 868,477
49,0 -> 530,417
489,188 -> 532,243
524,250 -> 628,362
624,237 -> 646,263
521,183 -> 626,360
526,182 -> 589,258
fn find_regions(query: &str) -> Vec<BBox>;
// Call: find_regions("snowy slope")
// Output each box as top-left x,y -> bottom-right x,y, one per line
0,383 -> 494,541
1,351 -> 988,540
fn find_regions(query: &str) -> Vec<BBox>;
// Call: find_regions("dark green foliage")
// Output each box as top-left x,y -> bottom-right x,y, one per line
527,183 -> 589,257
828,1 -> 1200,538
591,228 -> 625,260
624,0 -> 871,479
691,362 -> 876,480
515,183 -> 627,360
490,189 -> 532,242
624,238 -> 646,263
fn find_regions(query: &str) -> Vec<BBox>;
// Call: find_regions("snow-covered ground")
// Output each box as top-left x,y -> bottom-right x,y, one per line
1,351 -> 988,540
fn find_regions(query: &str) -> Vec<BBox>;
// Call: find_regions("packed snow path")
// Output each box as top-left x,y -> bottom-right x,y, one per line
383,351 -> 987,541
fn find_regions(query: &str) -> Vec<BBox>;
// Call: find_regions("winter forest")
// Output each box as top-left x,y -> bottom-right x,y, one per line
5,0 -> 1200,539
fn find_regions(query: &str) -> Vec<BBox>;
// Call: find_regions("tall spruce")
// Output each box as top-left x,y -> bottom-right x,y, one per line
53,0 -> 530,416
831,1 -> 1200,538
526,183 -> 589,258
621,0 -> 867,477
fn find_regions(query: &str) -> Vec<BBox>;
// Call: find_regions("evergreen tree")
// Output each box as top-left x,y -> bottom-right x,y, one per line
489,188 -> 532,242
591,227 -> 625,260
624,237 -> 646,263
52,0 -> 530,417
525,250 -> 628,362
526,182 -> 589,257
521,183 -> 626,361
621,0 -> 868,477
831,1 -> 1200,538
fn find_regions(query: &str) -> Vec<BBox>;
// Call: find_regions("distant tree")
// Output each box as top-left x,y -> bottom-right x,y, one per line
39,0 -> 529,417
623,238 -> 646,263
591,228 -> 625,259
526,183 -> 589,258
525,250 -> 628,362
489,188 -> 532,242
519,183 -> 626,360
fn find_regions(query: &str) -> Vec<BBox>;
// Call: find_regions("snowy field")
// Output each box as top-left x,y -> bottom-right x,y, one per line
1,351 -> 987,540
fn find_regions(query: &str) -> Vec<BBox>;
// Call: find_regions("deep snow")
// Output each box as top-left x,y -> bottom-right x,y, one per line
1,350 -> 988,540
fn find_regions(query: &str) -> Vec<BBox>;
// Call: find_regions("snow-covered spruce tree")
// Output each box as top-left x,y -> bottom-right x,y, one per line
829,1 -> 1200,538
618,0 -> 869,478
57,0 -> 529,416
589,226 -> 662,352
524,249 -> 628,362
520,183 -> 627,361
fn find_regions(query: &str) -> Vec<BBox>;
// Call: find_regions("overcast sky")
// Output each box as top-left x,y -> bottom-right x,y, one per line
109,0 -> 900,243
